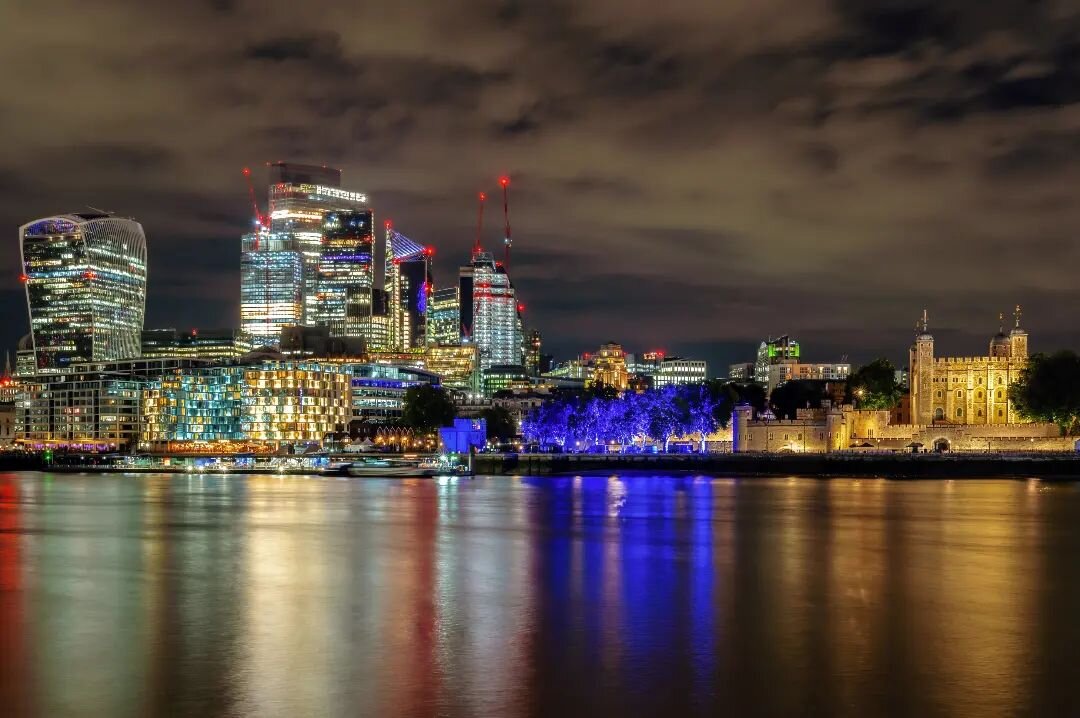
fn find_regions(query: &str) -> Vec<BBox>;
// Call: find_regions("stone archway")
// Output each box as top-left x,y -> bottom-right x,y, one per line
933,437 -> 951,453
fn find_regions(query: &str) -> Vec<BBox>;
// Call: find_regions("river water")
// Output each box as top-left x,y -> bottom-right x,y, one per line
1,472 -> 1079,717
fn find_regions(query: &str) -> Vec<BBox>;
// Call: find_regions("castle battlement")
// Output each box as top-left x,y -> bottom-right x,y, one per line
933,356 -> 1012,364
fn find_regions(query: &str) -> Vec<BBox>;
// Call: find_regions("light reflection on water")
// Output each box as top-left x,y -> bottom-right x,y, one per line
2,473 -> 1080,717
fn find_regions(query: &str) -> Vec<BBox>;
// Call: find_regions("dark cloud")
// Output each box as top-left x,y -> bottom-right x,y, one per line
4,0 -> 1080,374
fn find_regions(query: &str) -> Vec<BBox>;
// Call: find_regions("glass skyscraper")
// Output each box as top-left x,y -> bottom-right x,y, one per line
20,213 -> 147,370
312,210 -> 375,338
240,229 -> 303,341
466,252 -> 521,370
266,166 -> 370,325
429,287 -> 461,346
242,163 -> 374,345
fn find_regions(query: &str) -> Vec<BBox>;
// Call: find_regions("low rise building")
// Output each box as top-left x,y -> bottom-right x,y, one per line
654,357 -> 707,388
765,361 -> 850,393
141,328 -> 253,360
16,358 -> 212,451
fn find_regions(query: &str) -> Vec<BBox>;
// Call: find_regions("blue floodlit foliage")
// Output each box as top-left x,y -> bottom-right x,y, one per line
522,382 -> 733,452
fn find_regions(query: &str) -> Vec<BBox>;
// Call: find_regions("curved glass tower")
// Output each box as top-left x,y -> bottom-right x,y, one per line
20,213 -> 148,370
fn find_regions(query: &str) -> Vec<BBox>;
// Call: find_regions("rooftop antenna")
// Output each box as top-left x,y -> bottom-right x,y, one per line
921,309 -> 929,334
499,175 -> 511,269
998,311 -> 1005,333
1014,304 -> 1022,328
86,205 -> 113,215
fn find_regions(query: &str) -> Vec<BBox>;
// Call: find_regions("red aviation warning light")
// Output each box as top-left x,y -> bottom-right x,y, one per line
384,219 -> 393,230
19,274 -> 28,283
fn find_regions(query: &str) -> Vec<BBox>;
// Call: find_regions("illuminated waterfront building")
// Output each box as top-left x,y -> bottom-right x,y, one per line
241,363 -> 351,445
20,213 -> 147,370
15,358 -> 208,450
589,342 -> 629,390
312,210 -> 376,338
429,288 -> 461,346
141,361 -> 351,450
240,229 -> 303,340
909,308 -> 1029,426
466,252 -> 521,370
141,328 -> 253,360
142,366 -> 246,447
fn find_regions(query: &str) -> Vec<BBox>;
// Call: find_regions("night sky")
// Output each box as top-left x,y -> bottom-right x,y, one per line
4,0 -> 1080,373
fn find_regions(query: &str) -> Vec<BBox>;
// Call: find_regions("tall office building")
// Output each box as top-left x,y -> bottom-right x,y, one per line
429,287 -> 461,346
525,329 -> 543,376
465,251 -> 521,370
312,210 -> 376,338
240,228 -> 303,340
20,213 -> 147,370
266,165 -> 371,325
387,229 -> 431,350
241,163 -> 372,345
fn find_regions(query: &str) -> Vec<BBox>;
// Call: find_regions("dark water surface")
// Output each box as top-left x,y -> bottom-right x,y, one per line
2,473 -> 1080,717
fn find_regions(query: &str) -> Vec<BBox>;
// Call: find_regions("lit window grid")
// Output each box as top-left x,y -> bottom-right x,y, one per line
21,216 -> 147,368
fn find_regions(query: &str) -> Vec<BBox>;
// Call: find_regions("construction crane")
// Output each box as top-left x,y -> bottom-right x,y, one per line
499,176 -> 511,269
241,166 -> 273,334
474,192 -> 485,258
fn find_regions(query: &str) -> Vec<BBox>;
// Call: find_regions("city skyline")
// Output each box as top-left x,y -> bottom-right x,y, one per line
5,1 -> 1080,371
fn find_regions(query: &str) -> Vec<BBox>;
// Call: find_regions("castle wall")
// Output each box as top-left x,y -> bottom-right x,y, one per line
732,403 -> 1069,454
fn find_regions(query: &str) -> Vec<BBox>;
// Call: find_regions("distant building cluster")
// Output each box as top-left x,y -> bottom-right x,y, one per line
7,160 -> 1063,457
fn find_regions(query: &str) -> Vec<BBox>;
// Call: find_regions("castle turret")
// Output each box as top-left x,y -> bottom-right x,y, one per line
1009,304 -> 1028,359
732,403 -> 753,453
990,312 -> 1011,358
910,309 -> 935,425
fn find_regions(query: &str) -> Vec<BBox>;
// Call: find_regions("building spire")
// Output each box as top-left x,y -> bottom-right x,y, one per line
920,308 -> 929,334
1014,304 -> 1022,329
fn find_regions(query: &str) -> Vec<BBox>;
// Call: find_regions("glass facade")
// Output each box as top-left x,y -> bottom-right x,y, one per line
141,328 -> 252,360
267,181 -> 370,325
468,252 -> 521,370
395,257 -> 430,350
241,363 -> 351,444
143,367 -> 246,443
312,210 -> 375,337
240,229 -> 303,340
349,365 -> 438,425
424,345 -> 478,389
20,214 -> 147,370
430,287 -> 461,346
142,362 -> 352,449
